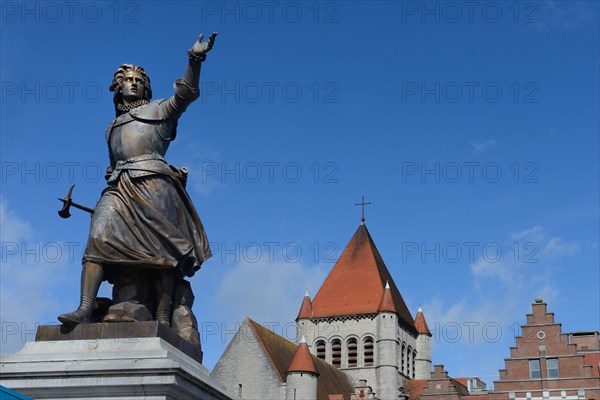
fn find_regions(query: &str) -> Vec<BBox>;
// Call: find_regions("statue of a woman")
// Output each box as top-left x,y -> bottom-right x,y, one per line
58,33 -> 218,327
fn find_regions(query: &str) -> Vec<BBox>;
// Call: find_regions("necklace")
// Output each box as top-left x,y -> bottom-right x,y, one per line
117,99 -> 149,112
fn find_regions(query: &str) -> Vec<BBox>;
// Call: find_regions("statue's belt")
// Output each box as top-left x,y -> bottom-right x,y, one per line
107,154 -> 187,183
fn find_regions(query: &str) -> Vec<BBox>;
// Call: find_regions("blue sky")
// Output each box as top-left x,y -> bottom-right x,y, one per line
1,0 -> 598,387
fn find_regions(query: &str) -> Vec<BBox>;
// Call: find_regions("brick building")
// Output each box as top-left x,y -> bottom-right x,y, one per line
489,299 -> 599,400
405,300 -> 600,400
406,365 -> 489,400
407,364 -> 469,400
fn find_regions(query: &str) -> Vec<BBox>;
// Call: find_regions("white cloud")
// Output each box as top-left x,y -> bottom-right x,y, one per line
470,139 -> 496,154
510,225 -> 544,241
422,226 -> 582,385
532,0 -> 595,33
471,226 -> 580,288
470,256 -> 515,286
200,258 -> 329,369
210,260 -> 327,326
542,236 -> 581,257
0,198 -> 74,355
0,197 -> 32,243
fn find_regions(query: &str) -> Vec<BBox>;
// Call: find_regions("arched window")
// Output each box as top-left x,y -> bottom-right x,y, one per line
316,340 -> 326,361
407,346 -> 412,376
347,338 -> 358,367
331,339 -> 342,368
412,350 -> 417,378
401,343 -> 406,373
364,337 -> 374,367
396,338 -> 401,374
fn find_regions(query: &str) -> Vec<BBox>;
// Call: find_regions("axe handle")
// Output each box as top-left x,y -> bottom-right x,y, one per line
71,202 -> 95,214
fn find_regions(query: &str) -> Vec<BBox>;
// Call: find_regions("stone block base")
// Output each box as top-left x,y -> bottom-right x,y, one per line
36,321 -> 203,363
0,326 -> 232,400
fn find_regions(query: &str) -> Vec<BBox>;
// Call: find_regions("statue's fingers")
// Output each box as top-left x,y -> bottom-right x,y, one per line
197,33 -> 204,42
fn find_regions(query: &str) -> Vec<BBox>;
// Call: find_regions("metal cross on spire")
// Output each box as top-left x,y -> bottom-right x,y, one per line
355,195 -> 372,224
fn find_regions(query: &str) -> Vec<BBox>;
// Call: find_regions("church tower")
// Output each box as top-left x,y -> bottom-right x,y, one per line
295,223 -> 421,398
414,307 -> 432,379
285,336 -> 319,400
376,282 -> 400,400
296,290 -> 315,342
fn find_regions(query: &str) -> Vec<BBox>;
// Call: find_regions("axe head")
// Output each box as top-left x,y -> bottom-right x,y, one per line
57,185 -> 75,219
58,199 -> 72,218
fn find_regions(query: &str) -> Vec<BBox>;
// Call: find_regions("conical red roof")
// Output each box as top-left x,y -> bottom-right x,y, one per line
378,282 -> 397,313
296,291 -> 313,320
414,307 -> 432,336
287,337 -> 319,376
311,224 -> 417,334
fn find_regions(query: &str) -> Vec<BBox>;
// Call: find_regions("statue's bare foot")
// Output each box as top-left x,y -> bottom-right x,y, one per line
58,309 -> 92,326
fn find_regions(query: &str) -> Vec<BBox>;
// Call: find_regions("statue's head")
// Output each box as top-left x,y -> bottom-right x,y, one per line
110,64 -> 152,114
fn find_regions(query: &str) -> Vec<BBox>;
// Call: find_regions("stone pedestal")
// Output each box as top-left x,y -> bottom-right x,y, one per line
0,323 -> 233,400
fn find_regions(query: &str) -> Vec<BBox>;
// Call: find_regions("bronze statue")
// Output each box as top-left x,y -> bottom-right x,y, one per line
58,33 -> 218,339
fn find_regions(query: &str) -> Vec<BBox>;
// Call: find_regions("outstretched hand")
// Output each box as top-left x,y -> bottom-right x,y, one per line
191,32 -> 218,56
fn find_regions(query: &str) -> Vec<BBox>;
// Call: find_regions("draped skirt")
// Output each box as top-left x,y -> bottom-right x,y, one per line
82,171 -> 211,277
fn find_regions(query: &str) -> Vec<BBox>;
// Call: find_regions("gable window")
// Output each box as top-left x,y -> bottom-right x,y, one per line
332,339 -> 342,368
364,337 -> 374,367
529,359 -> 541,379
347,338 -> 358,367
547,358 -> 559,378
316,340 -> 326,361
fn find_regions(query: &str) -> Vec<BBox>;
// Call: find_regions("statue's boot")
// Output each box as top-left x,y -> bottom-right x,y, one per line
58,262 -> 104,326
58,295 -> 94,325
155,270 -> 173,327
156,306 -> 172,327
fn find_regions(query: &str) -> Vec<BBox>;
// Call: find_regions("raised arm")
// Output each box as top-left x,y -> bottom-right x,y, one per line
166,33 -> 218,119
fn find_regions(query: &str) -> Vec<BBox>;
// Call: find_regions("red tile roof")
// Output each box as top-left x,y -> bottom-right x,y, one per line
311,224 -> 417,334
451,378 -> 468,392
415,308 -> 432,336
406,379 -> 428,400
247,319 -> 353,400
287,339 -> 319,375
296,293 -> 313,320
454,377 -> 468,387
